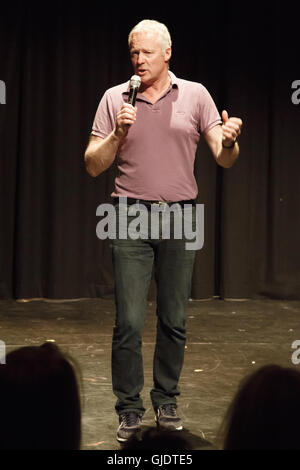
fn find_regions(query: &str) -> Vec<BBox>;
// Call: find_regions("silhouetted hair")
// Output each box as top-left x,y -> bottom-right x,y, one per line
122,428 -> 191,450
0,342 -> 81,449
219,364 -> 300,449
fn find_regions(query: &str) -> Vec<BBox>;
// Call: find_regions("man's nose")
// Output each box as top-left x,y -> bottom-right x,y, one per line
137,53 -> 145,64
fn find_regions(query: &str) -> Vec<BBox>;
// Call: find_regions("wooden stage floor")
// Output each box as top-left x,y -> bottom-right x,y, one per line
1,297 -> 300,450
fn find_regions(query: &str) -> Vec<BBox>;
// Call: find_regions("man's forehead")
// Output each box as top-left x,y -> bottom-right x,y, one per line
130,31 -> 160,49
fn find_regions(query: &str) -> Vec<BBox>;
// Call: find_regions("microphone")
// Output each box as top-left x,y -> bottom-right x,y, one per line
128,75 -> 141,107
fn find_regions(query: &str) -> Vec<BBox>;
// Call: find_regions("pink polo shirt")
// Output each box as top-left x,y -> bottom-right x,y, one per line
91,71 -> 222,201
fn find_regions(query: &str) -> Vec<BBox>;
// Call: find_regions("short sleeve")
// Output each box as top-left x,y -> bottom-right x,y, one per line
197,85 -> 222,135
91,91 -> 116,138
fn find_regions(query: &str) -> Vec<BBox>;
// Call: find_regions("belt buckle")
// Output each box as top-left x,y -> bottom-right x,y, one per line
152,201 -> 169,213
152,201 -> 167,208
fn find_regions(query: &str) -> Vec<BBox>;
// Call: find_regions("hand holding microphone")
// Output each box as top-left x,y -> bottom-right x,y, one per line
115,75 -> 141,139
127,75 -> 141,106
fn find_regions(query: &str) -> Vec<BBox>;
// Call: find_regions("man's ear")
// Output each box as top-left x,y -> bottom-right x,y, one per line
165,47 -> 172,63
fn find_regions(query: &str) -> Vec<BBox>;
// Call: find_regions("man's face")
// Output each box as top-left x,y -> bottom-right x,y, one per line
129,31 -> 171,86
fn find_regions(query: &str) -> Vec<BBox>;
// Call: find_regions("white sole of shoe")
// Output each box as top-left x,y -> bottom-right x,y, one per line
155,417 -> 183,431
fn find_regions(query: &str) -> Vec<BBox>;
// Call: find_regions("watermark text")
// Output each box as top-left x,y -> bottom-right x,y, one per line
291,80 -> 300,105
0,80 -> 6,104
0,340 -> 6,364
291,340 -> 300,365
96,197 -> 204,250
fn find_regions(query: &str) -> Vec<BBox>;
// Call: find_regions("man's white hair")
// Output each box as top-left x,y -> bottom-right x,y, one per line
128,20 -> 172,54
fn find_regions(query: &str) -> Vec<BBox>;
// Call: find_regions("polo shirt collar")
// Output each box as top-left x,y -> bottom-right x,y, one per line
168,71 -> 179,88
122,70 -> 179,97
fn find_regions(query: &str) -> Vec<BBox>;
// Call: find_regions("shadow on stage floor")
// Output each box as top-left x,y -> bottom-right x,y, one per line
0,297 -> 299,450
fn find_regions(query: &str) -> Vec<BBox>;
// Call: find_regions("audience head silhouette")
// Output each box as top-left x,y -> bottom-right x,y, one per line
0,341 -> 81,449
220,364 -> 300,449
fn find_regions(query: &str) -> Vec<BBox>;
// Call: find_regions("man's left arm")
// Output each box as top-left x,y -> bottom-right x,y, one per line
204,110 -> 243,168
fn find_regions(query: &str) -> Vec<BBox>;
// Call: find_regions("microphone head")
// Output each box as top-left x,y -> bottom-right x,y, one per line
130,75 -> 141,89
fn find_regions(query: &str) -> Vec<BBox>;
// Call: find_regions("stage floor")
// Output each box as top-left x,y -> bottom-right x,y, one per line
1,297 -> 300,450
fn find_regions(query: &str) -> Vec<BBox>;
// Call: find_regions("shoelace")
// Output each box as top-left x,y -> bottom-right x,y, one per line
161,404 -> 177,416
121,411 -> 140,427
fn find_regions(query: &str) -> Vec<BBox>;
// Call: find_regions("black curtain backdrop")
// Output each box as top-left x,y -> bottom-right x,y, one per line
0,1 -> 299,300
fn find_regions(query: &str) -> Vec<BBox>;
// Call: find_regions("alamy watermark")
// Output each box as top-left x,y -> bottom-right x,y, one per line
291,80 -> 300,105
95,197 -> 204,250
0,80 -> 6,104
0,340 -> 6,364
291,340 -> 300,365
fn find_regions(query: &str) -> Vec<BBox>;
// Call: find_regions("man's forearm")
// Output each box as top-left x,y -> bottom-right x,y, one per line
217,141 -> 240,168
84,131 -> 121,177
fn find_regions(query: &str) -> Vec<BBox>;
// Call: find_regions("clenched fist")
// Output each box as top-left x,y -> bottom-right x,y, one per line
114,103 -> 137,139
222,110 -> 243,148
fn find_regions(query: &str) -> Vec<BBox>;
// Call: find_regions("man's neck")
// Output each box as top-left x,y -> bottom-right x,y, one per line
140,71 -> 171,103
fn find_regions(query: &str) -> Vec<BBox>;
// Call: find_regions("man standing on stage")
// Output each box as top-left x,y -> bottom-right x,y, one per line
84,20 -> 242,442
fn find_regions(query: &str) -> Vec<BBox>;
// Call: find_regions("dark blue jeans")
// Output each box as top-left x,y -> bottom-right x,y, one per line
111,202 -> 196,415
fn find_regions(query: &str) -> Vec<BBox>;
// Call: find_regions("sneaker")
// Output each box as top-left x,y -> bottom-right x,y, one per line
155,404 -> 183,431
117,411 -> 142,442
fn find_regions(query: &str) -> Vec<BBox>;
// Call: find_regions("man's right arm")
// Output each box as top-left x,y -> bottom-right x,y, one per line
84,103 -> 137,177
84,132 -> 121,177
